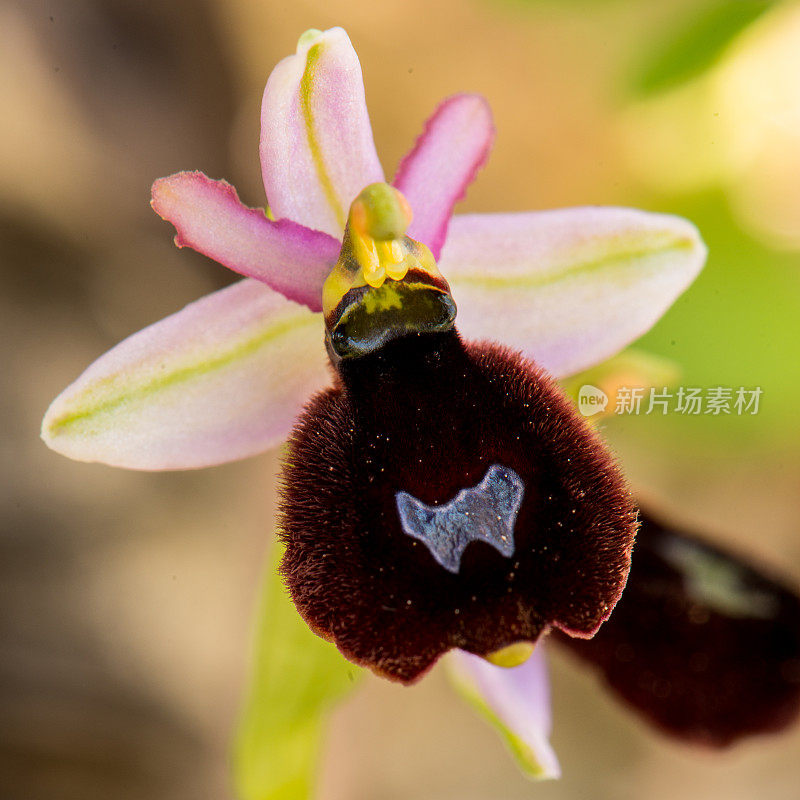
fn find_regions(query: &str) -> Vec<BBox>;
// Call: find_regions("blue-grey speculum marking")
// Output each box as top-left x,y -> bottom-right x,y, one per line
395,464 -> 524,574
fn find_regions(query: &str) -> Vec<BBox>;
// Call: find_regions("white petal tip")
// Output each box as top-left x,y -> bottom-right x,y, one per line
296,28 -> 324,51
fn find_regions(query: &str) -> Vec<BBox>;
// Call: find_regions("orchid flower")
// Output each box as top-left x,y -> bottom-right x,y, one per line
41,26 -> 800,784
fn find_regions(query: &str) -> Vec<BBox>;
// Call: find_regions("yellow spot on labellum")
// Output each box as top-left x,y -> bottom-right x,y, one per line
484,641 -> 536,668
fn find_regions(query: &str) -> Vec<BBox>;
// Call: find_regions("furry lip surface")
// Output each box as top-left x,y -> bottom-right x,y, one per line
557,510 -> 800,746
279,329 -> 637,683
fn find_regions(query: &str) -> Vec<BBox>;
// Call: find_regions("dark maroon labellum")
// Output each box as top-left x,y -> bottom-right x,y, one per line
280,329 -> 637,683
557,511 -> 800,746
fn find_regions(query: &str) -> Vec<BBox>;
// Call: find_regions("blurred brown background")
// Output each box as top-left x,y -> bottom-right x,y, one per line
3,0 -> 800,798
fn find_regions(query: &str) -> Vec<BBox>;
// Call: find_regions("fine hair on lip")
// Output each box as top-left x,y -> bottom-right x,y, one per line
280,328 -> 636,683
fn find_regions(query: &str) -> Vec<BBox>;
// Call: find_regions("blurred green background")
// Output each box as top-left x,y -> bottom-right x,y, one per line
2,0 -> 799,798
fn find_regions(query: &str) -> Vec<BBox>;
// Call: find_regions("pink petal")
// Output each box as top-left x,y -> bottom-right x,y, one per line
260,27 -> 385,237
41,280 -> 330,470
393,94 -> 495,258
448,647 -> 561,779
440,207 -> 707,378
151,172 -> 339,312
